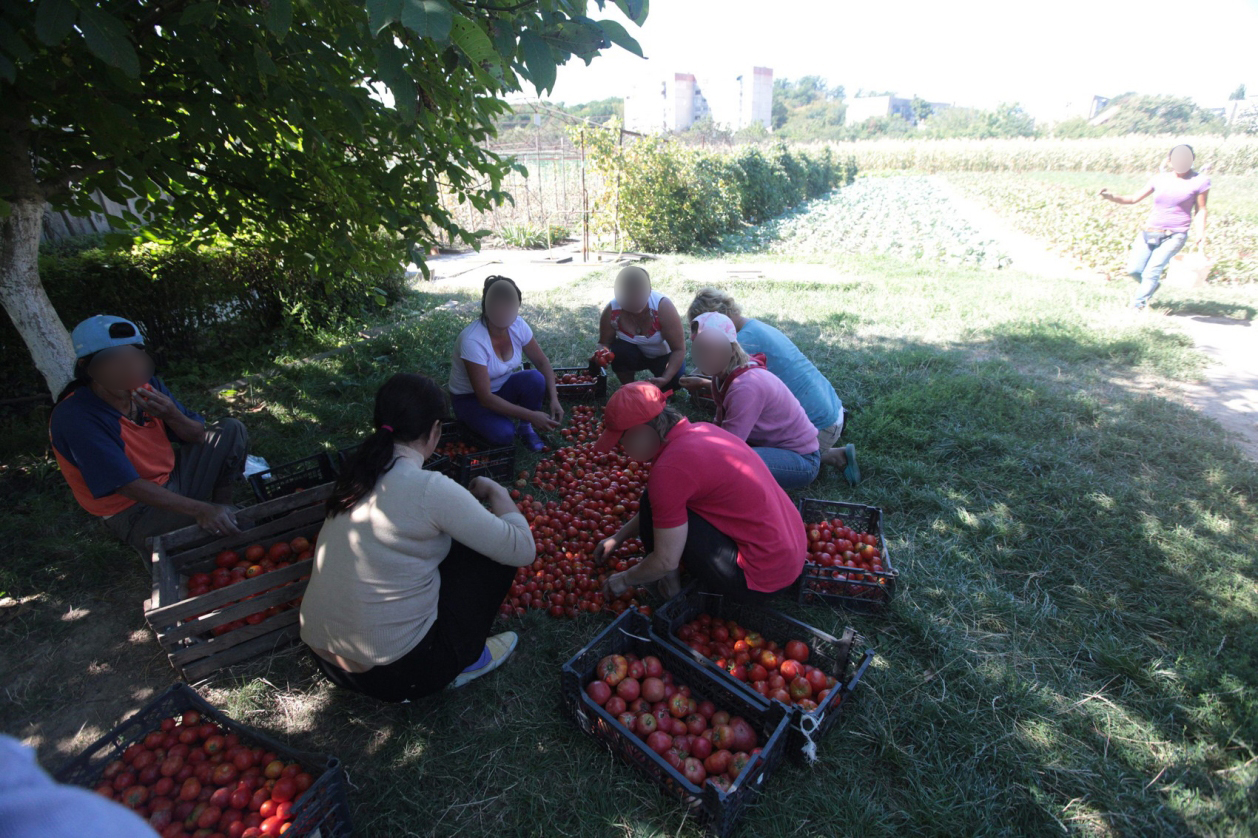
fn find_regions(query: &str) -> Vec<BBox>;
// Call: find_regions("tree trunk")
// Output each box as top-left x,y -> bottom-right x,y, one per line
0,196 -> 75,398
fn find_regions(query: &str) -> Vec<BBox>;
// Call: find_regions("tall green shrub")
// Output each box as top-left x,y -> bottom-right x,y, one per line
582,122 -> 857,251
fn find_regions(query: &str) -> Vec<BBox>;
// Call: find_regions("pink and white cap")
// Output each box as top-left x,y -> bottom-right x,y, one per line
692,311 -> 738,342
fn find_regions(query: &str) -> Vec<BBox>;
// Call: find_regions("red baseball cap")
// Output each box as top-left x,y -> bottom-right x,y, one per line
593,381 -> 672,453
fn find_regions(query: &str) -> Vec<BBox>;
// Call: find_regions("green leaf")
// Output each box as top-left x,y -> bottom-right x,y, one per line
374,43 -> 417,122
366,0 -> 402,36
264,0 -> 292,39
0,21 -> 33,63
596,19 -> 641,57
613,0 -> 649,26
35,0 -> 77,46
400,0 -> 453,42
78,6 -> 140,77
179,2 -> 218,27
518,30 -> 555,94
0,197 -> 10,218
254,44 -> 277,76
450,17 -> 497,68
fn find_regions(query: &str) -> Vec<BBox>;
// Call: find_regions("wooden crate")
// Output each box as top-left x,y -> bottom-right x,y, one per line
144,485 -> 333,681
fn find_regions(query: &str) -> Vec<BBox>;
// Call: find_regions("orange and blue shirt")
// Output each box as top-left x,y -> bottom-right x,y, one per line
49,377 -> 203,517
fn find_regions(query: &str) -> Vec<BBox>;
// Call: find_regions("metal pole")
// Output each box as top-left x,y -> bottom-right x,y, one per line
534,108 -> 542,227
614,127 -> 623,252
581,127 -> 589,263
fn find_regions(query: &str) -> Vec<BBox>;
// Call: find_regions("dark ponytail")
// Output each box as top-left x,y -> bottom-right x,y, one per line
55,355 -> 97,404
327,373 -> 450,516
480,275 -> 522,327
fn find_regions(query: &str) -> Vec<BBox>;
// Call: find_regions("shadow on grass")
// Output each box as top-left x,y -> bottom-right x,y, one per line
1156,298 -> 1257,322
3,290 -> 1258,836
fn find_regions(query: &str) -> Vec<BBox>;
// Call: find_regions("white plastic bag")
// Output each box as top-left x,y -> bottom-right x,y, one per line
1165,247 -> 1214,288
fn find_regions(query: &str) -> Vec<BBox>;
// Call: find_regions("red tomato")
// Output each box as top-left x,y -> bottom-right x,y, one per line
179,777 -> 202,802
270,778 -> 297,803
785,640 -> 810,663
586,680 -> 612,706
789,676 -> 813,701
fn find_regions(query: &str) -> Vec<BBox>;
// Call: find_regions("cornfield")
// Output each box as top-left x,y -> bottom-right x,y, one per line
811,136 -> 1258,176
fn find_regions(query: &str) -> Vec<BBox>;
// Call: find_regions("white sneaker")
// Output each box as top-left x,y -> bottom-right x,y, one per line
448,631 -> 519,689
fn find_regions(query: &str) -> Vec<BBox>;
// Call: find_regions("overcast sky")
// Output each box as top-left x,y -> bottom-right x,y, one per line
541,0 -> 1257,118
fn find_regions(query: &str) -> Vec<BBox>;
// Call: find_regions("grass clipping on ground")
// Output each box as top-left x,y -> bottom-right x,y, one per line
2,248 -> 1258,838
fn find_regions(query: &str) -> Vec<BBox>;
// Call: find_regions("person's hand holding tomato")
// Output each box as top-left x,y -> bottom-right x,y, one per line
602,571 -> 631,600
592,534 -> 620,565
132,385 -> 181,421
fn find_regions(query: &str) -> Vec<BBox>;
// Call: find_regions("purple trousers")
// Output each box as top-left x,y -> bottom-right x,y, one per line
451,369 -> 546,446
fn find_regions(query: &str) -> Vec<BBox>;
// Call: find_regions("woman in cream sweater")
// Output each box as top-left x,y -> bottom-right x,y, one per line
300,373 -> 535,701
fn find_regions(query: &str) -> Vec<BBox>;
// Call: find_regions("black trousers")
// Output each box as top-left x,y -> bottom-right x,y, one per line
639,489 -> 791,605
609,338 -> 683,392
310,540 -> 516,702
104,419 -> 249,559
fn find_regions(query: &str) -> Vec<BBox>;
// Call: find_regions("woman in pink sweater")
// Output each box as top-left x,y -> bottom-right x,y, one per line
691,312 -> 854,490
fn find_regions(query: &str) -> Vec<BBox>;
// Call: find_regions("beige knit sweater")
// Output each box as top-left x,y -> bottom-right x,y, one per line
299,444 -> 534,666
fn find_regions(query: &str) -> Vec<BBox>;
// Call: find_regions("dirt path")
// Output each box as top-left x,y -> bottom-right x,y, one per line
938,174 -> 1258,462
1165,313 -> 1258,461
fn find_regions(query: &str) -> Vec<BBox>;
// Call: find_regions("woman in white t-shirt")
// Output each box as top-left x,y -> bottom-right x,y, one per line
448,276 -> 564,451
593,266 -> 685,391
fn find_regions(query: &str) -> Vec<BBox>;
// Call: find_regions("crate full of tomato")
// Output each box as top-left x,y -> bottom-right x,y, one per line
654,586 -> 875,762
797,498 -> 897,613
54,683 -> 351,837
144,485 -> 331,681
561,609 -> 791,838
553,365 -> 608,401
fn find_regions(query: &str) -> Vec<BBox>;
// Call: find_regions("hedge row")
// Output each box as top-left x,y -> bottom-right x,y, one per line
1,238 -> 409,392
582,126 -> 857,252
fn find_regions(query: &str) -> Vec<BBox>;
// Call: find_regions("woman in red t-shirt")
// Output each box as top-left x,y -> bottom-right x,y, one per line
591,382 -> 805,604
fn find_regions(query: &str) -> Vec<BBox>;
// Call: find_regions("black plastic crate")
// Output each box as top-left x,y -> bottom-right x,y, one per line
797,498 -> 897,614
248,452 -> 338,502
554,365 -> 608,401
653,585 -> 875,763
560,609 -> 791,838
54,683 -> 351,837
336,441 -> 449,475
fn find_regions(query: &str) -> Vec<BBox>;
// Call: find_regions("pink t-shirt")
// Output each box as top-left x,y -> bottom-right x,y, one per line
1145,172 -> 1211,233
717,367 -> 820,456
648,419 -> 806,592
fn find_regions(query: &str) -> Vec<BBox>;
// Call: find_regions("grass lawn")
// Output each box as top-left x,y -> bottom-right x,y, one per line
3,180 -> 1258,836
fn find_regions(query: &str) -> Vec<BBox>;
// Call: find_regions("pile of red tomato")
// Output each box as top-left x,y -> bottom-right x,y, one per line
92,709 -> 315,838
499,405 -> 653,619
802,515 -> 889,598
592,347 -> 615,368
435,439 -> 479,458
676,615 -> 839,711
558,372 -> 598,385
585,652 -> 762,792
182,537 -> 314,637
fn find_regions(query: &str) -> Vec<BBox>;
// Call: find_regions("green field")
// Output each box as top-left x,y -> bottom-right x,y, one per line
3,176 -> 1258,837
1023,171 -> 1258,225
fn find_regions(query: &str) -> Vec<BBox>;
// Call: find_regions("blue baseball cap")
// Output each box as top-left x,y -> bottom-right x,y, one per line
70,315 -> 145,359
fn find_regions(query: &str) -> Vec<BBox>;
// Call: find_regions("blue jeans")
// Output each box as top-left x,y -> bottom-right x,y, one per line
451,369 -> 545,446
1126,230 -> 1187,308
752,446 -> 821,490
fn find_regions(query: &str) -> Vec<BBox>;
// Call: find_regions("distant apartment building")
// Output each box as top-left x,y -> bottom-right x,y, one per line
624,67 -> 773,133
845,95 -> 951,125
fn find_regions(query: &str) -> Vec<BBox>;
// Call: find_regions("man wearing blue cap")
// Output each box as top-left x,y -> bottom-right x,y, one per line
48,315 -> 249,558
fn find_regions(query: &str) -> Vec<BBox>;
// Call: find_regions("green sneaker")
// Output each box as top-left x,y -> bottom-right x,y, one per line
842,444 -> 861,486
448,631 -> 519,689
